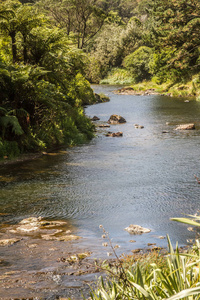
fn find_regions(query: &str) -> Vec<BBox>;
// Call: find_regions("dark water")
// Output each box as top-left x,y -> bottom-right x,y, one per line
1,85 -> 200,255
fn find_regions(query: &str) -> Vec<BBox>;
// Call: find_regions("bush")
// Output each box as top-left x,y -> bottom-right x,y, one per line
0,139 -> 20,159
123,46 -> 153,83
100,68 -> 134,85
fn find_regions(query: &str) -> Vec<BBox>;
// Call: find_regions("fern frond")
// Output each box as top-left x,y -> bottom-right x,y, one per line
0,107 -> 7,116
0,116 -> 24,135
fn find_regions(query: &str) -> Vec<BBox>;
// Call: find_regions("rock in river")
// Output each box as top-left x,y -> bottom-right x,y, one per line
175,123 -> 195,130
91,116 -> 100,121
134,124 -> 144,129
125,224 -> 151,234
108,114 -> 126,124
106,131 -> 123,137
0,238 -> 21,246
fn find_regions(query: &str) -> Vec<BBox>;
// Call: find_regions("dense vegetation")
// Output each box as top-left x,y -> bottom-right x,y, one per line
0,0 -> 96,159
0,0 -> 200,159
91,218 -> 200,300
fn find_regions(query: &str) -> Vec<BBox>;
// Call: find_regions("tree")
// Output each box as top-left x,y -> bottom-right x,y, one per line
123,46 -> 152,82
0,0 -> 21,62
149,0 -> 200,79
37,0 -> 107,49
0,0 -> 44,63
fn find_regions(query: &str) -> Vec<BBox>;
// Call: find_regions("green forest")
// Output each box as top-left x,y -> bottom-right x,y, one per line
0,0 -> 200,159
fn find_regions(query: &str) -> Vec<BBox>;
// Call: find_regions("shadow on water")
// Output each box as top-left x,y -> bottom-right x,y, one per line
0,85 -> 200,298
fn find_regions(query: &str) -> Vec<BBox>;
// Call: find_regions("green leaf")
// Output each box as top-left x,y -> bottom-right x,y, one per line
166,286 -> 200,300
170,218 -> 200,227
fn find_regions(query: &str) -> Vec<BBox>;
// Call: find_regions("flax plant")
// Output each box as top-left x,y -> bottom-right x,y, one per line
90,234 -> 200,300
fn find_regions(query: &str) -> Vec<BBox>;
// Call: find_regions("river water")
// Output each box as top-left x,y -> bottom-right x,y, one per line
0,85 -> 200,296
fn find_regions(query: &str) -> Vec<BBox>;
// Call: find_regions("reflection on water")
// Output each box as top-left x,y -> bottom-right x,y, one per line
1,86 -> 200,254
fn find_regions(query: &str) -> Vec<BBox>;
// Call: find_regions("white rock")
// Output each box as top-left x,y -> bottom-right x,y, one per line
175,123 -> 195,130
125,224 -> 151,234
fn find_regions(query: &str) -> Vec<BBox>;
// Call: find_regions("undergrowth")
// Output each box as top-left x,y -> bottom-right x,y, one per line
90,223 -> 200,300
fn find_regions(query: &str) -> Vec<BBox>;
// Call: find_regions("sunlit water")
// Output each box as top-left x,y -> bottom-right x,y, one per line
1,85 -> 200,257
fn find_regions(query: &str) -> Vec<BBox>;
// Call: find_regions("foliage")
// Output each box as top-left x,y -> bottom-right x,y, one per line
86,23 -> 125,82
100,68 -> 134,85
0,0 -> 96,159
123,46 -> 153,83
90,236 -> 200,300
148,0 -> 200,81
0,138 -> 20,158
171,213 -> 200,228
36,0 -> 107,49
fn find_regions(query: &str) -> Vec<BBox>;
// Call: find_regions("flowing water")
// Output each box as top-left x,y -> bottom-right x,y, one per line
1,85 -> 200,297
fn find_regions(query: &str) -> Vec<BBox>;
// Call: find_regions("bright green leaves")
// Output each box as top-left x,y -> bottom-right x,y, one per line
149,0 -> 200,80
0,0 -> 96,158
123,46 -> 152,83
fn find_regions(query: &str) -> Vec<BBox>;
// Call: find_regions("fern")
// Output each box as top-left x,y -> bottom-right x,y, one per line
0,106 -> 7,116
0,115 -> 24,136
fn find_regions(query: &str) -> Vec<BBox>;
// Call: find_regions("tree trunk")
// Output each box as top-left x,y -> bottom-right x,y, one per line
10,32 -> 17,63
23,35 -> 28,63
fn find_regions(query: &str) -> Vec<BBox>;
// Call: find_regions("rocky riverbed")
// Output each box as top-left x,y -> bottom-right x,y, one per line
0,217 -> 104,299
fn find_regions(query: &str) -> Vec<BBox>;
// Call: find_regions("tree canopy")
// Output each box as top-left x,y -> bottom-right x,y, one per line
0,0 -> 199,158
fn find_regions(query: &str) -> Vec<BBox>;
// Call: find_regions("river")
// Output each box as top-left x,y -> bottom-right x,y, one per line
0,85 -> 200,298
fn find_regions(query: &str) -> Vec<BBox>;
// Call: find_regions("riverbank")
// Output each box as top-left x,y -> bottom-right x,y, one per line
100,70 -> 200,99
114,80 -> 199,99
0,216 -> 188,299
0,216 -> 168,299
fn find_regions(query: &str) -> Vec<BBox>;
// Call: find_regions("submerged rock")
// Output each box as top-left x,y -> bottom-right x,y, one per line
131,248 -> 142,253
106,131 -> 123,137
59,252 -> 91,263
175,123 -> 195,130
99,124 -> 110,128
55,235 -> 82,242
162,130 -> 169,133
16,217 -> 41,232
158,236 -> 165,239
40,220 -> 67,228
134,125 -> 144,129
16,217 -> 68,232
8,217 -> 69,239
108,114 -> 126,124
91,116 -> 100,121
125,224 -> 151,234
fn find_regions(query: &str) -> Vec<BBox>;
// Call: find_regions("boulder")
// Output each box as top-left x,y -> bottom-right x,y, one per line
91,116 -> 100,121
108,114 -> 126,124
175,123 -> 195,130
125,224 -> 151,234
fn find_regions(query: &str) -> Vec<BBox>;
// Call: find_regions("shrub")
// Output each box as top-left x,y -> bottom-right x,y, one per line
123,46 -> 152,83
0,139 -> 20,159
